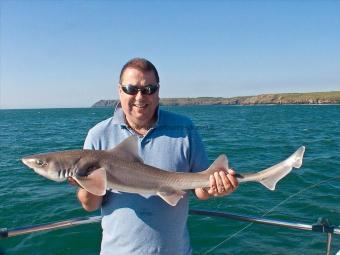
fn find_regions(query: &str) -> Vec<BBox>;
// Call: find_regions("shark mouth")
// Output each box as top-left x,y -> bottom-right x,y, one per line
33,168 -> 66,182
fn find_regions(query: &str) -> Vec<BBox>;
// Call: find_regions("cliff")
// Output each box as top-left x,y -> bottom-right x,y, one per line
92,91 -> 340,107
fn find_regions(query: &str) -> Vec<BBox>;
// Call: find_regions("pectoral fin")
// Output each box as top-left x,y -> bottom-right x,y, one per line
157,187 -> 186,206
74,167 -> 107,196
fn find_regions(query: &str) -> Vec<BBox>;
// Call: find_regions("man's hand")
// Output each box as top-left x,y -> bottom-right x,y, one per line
195,169 -> 238,200
206,169 -> 238,196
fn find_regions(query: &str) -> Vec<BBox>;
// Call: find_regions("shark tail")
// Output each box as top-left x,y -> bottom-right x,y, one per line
290,146 -> 305,168
259,177 -> 280,191
257,146 -> 305,191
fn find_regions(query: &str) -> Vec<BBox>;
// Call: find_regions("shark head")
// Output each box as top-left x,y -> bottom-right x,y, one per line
22,150 -> 107,196
21,150 -> 87,182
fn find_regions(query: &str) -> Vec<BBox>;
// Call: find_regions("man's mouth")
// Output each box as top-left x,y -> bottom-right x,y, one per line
133,103 -> 147,108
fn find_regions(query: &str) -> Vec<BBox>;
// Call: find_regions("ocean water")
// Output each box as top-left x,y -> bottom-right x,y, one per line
0,105 -> 339,255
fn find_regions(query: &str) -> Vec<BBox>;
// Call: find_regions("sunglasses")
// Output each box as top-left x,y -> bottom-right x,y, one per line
120,84 -> 159,95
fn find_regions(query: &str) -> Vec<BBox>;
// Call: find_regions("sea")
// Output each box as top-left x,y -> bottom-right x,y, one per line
0,105 -> 339,255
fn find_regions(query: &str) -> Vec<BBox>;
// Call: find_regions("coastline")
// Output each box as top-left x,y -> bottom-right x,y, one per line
92,91 -> 340,107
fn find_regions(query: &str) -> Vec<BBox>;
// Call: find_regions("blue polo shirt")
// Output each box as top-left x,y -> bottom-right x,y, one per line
84,104 -> 209,255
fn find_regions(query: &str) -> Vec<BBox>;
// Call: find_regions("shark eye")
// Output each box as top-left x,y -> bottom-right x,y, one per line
36,159 -> 47,166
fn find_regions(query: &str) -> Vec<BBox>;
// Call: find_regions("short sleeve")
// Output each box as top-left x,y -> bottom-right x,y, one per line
83,130 -> 96,150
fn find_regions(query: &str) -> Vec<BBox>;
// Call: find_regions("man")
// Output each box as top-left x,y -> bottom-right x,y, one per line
76,58 -> 238,254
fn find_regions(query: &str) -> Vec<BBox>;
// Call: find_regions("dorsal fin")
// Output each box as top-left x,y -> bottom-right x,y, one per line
109,136 -> 143,163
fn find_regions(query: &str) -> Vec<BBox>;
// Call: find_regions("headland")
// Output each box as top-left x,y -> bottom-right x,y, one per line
92,91 -> 340,107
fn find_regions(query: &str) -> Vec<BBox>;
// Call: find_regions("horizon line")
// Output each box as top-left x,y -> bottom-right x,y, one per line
1,90 -> 339,110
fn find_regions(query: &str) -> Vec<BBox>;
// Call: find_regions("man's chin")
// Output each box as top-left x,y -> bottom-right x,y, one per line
128,110 -> 148,120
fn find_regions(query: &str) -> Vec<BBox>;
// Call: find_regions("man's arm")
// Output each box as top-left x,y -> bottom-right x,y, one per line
68,177 -> 103,211
77,188 -> 103,212
188,122 -> 238,200
74,129 -> 104,211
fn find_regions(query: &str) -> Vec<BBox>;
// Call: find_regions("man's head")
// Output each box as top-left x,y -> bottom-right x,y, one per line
118,58 -> 160,132
119,58 -> 159,84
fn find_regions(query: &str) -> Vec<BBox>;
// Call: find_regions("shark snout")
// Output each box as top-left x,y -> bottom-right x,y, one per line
21,157 -> 35,168
21,156 -> 64,182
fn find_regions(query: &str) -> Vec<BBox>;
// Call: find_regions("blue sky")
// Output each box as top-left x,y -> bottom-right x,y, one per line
1,0 -> 339,109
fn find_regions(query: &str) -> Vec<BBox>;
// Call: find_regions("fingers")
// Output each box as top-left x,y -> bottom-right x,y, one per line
219,171 -> 230,193
208,169 -> 238,197
226,169 -> 239,188
208,174 -> 217,194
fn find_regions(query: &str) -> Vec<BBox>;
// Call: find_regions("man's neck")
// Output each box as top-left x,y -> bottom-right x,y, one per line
125,116 -> 156,136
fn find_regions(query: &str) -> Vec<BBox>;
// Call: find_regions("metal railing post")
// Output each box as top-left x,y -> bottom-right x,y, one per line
326,233 -> 333,255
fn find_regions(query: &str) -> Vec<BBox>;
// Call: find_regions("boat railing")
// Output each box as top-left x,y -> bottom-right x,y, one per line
1,209 -> 339,255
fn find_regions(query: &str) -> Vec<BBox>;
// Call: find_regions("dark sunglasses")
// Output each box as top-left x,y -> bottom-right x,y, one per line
120,84 -> 159,95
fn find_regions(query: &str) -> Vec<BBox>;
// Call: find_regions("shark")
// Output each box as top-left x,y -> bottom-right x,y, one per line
22,136 -> 305,206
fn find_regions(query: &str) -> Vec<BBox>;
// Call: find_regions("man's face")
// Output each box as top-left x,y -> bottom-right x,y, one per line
119,67 -> 159,128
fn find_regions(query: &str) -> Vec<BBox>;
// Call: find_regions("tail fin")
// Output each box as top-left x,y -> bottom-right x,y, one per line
202,154 -> 229,176
258,146 -> 305,191
290,146 -> 305,168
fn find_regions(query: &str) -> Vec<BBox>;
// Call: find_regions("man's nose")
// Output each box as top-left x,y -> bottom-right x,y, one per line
135,90 -> 145,99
